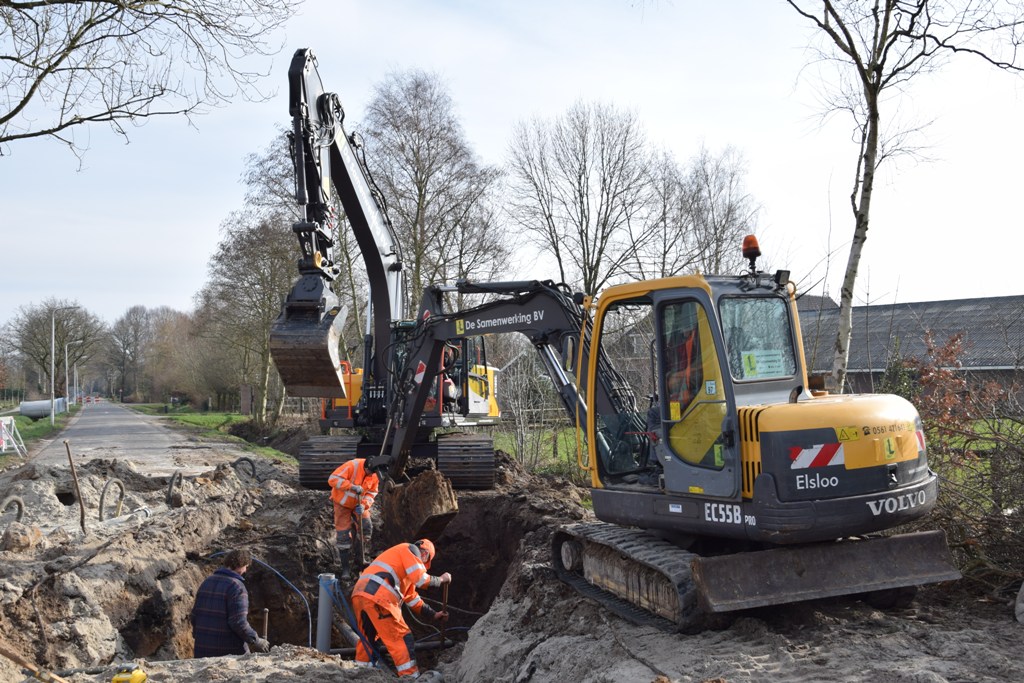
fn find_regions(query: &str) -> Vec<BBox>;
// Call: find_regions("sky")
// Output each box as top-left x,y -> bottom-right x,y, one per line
2,0 -> 1022,328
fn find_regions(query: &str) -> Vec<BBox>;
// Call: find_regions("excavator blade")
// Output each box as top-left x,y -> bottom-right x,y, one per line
380,470 -> 459,543
553,524 -> 961,633
269,305 -> 348,398
692,530 -> 961,613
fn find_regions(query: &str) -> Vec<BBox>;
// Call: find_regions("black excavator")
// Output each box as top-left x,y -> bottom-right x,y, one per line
269,48 -> 960,632
268,49 -> 500,490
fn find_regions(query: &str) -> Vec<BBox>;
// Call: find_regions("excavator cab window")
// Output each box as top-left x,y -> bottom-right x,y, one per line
719,296 -> 797,381
592,298 -> 657,476
661,301 -> 728,470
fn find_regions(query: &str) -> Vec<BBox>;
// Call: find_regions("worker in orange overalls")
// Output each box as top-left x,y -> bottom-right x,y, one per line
351,539 -> 451,677
328,458 -> 379,579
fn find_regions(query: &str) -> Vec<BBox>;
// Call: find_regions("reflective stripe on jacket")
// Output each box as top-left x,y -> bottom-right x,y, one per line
352,543 -> 432,615
328,458 -> 380,508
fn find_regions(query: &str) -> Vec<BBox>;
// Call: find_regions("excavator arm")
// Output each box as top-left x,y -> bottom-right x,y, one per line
366,279 -> 638,482
270,48 -> 404,397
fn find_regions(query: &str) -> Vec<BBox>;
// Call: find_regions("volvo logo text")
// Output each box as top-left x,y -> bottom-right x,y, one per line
866,491 -> 927,516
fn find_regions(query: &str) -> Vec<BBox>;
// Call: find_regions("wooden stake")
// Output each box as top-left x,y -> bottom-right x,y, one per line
64,441 -> 87,536
0,643 -> 72,683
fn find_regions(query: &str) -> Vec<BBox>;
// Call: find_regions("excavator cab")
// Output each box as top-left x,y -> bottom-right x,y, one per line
586,282 -> 744,500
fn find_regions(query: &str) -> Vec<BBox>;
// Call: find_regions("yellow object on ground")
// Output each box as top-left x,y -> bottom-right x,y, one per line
111,665 -> 147,683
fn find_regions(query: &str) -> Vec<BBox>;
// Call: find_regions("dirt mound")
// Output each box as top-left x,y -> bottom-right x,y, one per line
0,457 -> 339,678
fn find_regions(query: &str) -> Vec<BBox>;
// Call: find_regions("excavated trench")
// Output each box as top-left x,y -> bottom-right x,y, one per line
213,474 -> 549,657
0,450 -> 585,678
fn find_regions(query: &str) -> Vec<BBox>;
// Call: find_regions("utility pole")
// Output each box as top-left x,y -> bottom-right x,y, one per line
50,306 -> 79,426
65,340 -> 83,406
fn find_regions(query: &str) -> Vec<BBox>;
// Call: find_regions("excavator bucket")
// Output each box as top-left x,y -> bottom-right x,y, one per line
691,530 -> 961,613
269,305 -> 348,398
380,470 -> 459,543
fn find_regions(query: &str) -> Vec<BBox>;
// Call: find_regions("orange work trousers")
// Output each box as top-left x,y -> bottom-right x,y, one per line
352,593 -> 418,677
333,502 -> 371,533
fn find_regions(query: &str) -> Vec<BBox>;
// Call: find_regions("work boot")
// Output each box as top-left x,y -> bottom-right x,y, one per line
337,547 -> 352,581
416,671 -> 445,682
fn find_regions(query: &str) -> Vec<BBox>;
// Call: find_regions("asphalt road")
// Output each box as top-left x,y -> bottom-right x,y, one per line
28,402 -> 248,477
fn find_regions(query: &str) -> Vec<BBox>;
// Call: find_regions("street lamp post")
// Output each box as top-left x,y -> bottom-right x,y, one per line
65,340 -> 83,406
50,305 -> 79,426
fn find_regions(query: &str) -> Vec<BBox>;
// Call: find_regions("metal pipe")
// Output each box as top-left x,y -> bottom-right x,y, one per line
99,479 -> 126,521
316,573 -> 335,653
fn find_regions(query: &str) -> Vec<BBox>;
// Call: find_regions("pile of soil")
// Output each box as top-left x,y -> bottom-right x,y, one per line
1,424 -> 1022,683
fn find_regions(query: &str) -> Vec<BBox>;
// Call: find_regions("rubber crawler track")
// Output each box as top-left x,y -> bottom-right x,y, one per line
552,521 -> 717,633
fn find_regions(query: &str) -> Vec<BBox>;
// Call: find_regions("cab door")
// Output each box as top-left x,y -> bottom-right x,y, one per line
655,295 -> 740,499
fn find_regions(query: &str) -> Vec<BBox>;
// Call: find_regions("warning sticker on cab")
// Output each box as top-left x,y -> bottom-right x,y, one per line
836,426 -> 861,442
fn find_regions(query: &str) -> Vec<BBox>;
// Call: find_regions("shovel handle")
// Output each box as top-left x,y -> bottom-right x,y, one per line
441,581 -> 449,643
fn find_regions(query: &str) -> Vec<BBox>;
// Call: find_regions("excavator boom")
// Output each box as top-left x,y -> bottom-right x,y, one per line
270,48 -> 404,398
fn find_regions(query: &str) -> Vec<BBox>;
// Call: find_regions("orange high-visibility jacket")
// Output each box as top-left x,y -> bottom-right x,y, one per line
328,458 -> 379,510
352,542 -> 437,615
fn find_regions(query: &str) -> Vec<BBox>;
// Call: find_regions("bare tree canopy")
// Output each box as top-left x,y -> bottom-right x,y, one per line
242,128 -> 301,219
197,210 -> 298,423
5,298 -> 105,398
109,305 -> 152,401
687,145 -> 760,274
361,69 -> 509,310
507,100 -> 655,295
0,0 -> 301,156
786,0 -> 1024,391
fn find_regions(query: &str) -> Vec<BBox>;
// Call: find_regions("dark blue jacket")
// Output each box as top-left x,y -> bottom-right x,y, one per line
190,567 -> 259,657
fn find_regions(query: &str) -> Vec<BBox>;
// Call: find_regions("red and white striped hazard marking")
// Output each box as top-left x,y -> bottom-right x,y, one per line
789,443 -> 845,469
413,361 -> 427,385
916,430 -> 926,452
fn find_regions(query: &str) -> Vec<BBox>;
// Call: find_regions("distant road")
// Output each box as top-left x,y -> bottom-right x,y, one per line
29,402 -> 248,477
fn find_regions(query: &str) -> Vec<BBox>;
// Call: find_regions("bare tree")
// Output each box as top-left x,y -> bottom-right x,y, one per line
0,0 -> 301,157
142,306 -> 190,401
786,0 -> 1024,391
627,145 -> 758,281
507,100 -> 655,295
627,150 -> 699,281
109,305 -> 152,401
361,69 -> 509,311
197,211 -> 298,423
245,129 -> 368,369
241,128 -> 301,219
5,299 -> 105,399
687,144 -> 760,274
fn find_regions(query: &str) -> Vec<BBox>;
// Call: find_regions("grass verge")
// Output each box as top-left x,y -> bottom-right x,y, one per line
127,404 -> 297,465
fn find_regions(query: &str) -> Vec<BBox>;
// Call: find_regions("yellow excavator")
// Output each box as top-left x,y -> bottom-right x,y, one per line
270,48 -> 960,632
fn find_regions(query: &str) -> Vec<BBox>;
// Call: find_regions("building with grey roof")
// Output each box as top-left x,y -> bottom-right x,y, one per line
797,295 -> 1024,395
